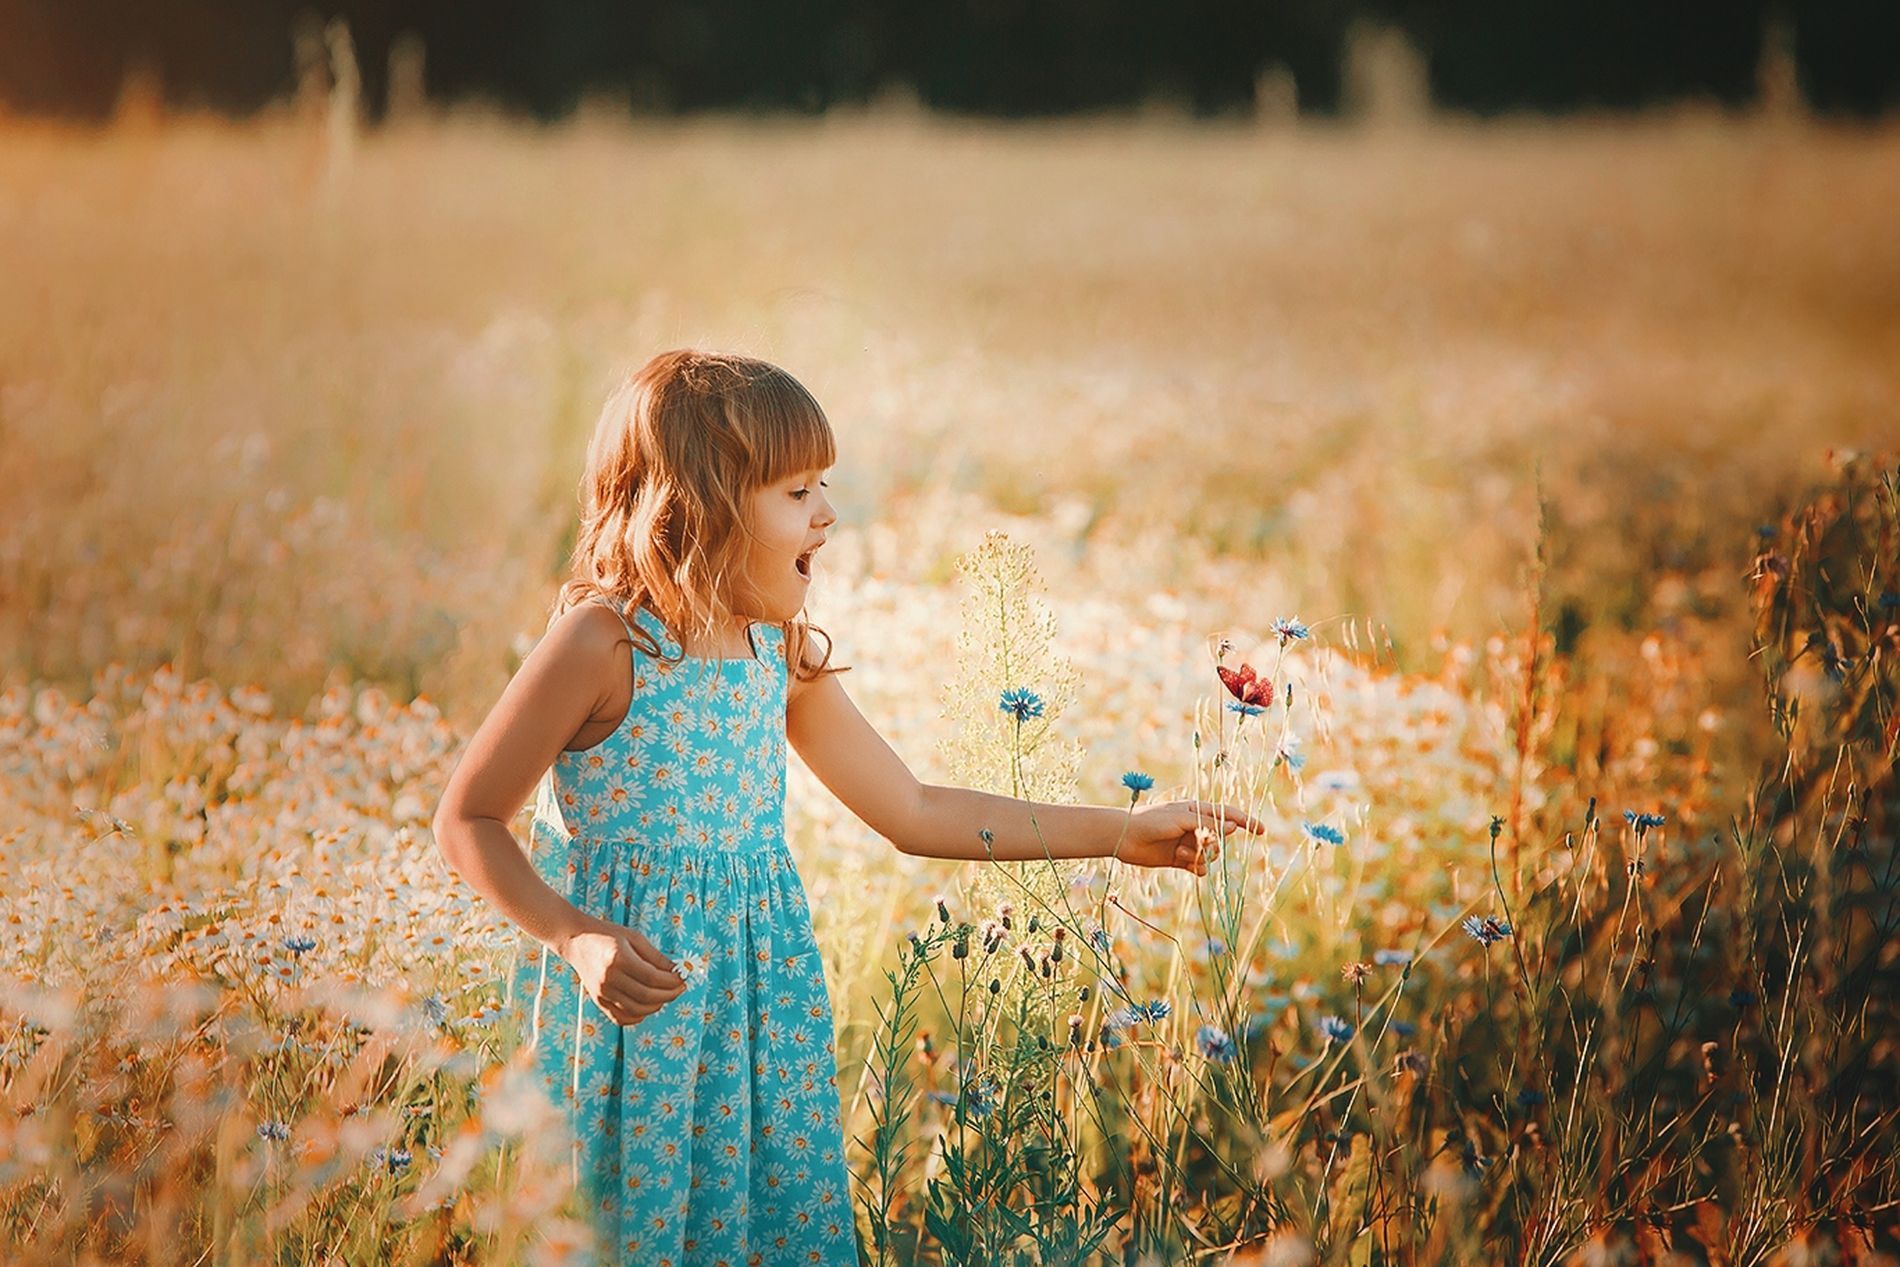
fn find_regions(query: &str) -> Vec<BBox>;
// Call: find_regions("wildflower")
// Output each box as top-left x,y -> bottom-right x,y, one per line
1087,927 -> 1111,953
1067,1013 -> 1084,1047
1271,617 -> 1311,645
1516,1088 -> 1546,1108
1106,999 -> 1171,1029
1217,662 -> 1274,710
1622,810 -> 1667,832
256,1120 -> 291,1142
1201,937 -> 1227,958
1195,1023 -> 1236,1063
1303,822 -> 1345,846
998,687 -> 1045,722
281,934 -> 318,956
1391,1020 -> 1417,1039
1340,962 -> 1371,987
1460,915 -> 1512,947
934,894 -> 950,924
978,827 -> 995,848
369,1146 -> 413,1173
1373,949 -> 1412,967
1100,1026 -> 1124,1051
1227,701 -> 1268,717
1395,1049 -> 1427,1076
1120,770 -> 1155,801
1317,1015 -> 1354,1043
422,993 -> 450,1026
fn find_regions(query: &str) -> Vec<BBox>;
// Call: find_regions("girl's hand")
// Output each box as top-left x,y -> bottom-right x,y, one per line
555,914 -> 688,1027
1113,799 -> 1263,875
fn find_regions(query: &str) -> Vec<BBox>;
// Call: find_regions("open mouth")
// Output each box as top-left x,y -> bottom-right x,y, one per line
793,549 -> 814,580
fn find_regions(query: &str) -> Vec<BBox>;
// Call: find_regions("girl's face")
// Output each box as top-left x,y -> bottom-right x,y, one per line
734,466 -> 835,625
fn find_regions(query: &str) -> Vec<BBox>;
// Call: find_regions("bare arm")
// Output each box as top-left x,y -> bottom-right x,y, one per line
786,668 -> 1260,866
431,604 -> 623,957
430,604 -> 716,1028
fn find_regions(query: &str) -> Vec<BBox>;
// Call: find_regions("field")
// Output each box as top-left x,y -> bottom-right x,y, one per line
1,100 -> 1897,1264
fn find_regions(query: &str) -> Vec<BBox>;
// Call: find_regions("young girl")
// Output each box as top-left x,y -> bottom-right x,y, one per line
431,348 -> 1262,1265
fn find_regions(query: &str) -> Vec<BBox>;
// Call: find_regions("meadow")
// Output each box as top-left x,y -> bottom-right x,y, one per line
1,97 -> 1896,1264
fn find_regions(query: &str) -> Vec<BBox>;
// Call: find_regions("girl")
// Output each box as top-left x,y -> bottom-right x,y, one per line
431,348 -> 1262,1266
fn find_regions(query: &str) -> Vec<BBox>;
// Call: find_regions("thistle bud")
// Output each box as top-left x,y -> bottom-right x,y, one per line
935,895 -> 950,924
989,978 -> 1002,995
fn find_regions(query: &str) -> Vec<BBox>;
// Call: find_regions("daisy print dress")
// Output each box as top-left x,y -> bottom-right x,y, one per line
506,596 -> 859,1266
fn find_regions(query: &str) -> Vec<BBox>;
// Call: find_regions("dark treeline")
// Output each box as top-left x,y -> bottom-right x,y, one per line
1,0 -> 1895,123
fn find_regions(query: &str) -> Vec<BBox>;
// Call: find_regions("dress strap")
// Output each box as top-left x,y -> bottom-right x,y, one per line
592,595 -> 640,645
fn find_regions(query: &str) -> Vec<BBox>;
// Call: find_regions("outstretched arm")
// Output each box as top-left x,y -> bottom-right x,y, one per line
786,670 -> 1261,870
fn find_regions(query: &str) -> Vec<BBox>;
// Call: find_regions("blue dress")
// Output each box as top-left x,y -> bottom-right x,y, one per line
506,596 -> 859,1266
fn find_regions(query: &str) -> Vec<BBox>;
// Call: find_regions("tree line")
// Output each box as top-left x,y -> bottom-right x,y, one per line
1,0 -> 1893,123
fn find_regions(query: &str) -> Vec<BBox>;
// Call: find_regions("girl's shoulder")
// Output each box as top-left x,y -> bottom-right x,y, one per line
537,599 -> 640,681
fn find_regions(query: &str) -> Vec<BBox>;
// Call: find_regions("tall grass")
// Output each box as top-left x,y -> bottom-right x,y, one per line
2,109 -> 1896,1262
851,455 -> 1897,1264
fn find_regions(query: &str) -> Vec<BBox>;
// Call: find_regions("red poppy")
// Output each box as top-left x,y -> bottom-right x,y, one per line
1217,662 -> 1274,708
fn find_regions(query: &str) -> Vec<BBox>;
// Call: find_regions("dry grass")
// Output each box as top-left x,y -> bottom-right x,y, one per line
1,104 -> 1895,1263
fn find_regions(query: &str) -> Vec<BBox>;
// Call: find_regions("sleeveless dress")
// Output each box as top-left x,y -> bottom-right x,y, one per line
505,596 -> 859,1266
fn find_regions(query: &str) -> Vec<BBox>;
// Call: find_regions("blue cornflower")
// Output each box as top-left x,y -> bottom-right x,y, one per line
1107,999 -> 1171,1028
1302,821 -> 1346,846
998,687 -> 1045,722
1271,617 -> 1311,644
1622,810 -> 1667,832
1121,770 -> 1155,799
1100,1026 -> 1124,1050
963,1076 -> 998,1118
1201,937 -> 1227,958
1226,701 -> 1268,717
1088,927 -> 1112,953
369,1146 -> 413,1173
1195,1023 -> 1236,1063
1516,1088 -> 1546,1108
282,934 -> 317,956
1373,948 -> 1412,967
1391,1020 -> 1418,1039
1461,915 -> 1512,947
255,1120 -> 291,1141
1317,1014 -> 1354,1043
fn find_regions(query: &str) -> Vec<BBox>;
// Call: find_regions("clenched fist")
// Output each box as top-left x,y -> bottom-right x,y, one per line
555,914 -> 689,1027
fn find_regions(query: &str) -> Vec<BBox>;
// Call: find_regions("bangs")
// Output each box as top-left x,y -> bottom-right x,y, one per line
748,367 -> 836,486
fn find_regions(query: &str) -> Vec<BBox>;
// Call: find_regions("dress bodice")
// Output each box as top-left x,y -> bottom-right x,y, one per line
541,599 -> 788,855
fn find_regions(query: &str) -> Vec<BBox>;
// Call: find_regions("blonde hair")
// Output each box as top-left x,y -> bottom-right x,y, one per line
552,348 -> 848,684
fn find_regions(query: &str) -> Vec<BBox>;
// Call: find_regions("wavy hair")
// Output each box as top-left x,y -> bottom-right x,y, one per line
551,348 -> 848,685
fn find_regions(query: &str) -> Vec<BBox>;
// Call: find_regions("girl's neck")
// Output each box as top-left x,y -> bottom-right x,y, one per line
644,599 -> 759,658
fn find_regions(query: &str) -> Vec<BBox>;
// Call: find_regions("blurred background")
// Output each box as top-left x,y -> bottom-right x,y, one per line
3,6 -> 1899,1262
2,0 -> 1897,121
2,0 -> 1895,738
